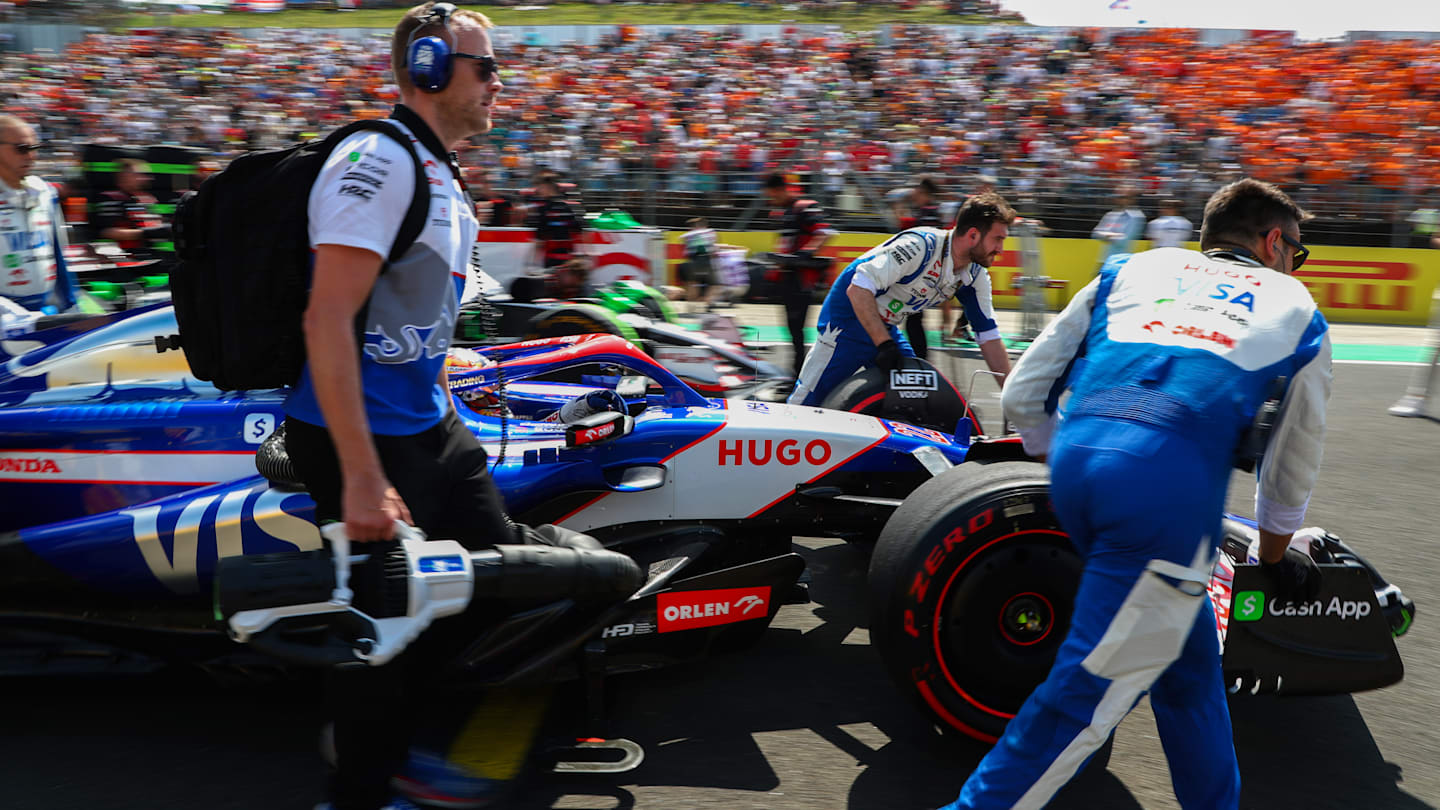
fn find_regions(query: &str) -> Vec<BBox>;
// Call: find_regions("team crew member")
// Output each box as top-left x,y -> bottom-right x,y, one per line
281,5 -> 518,808
1091,186 -> 1146,269
1147,198 -> 1194,248
0,115 -> 76,326
763,171 -> 834,376
944,178 -> 1330,810
788,192 -> 1014,408
679,215 -> 718,305
902,176 -> 945,358
472,169 -> 519,226
93,158 -> 169,262
520,171 -> 587,299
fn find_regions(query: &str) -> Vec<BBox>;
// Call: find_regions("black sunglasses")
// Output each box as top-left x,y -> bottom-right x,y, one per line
454,52 -> 499,81
1276,231 -> 1309,272
1,142 -> 42,154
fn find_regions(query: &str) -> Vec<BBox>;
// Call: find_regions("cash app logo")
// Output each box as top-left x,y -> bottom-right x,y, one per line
888,300 -> 904,313
1234,590 -> 1265,622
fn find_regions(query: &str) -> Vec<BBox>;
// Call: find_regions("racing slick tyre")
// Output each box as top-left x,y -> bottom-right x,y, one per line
820,358 -> 983,437
613,283 -> 671,323
867,461 -> 1080,743
525,304 -> 641,345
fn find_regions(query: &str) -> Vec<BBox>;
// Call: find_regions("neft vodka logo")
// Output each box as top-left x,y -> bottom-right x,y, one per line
656,586 -> 772,633
890,368 -> 938,399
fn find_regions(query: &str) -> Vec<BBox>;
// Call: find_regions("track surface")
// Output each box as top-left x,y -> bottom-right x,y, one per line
3,363 -> 1437,810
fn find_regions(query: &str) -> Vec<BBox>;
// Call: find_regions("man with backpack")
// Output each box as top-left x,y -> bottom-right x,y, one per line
282,5 -> 515,809
166,9 -> 626,807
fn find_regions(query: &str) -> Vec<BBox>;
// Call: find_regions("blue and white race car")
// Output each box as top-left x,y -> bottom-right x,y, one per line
0,305 -> 1416,748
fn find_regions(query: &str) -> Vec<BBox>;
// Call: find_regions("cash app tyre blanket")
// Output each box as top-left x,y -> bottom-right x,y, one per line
867,461 -> 1081,742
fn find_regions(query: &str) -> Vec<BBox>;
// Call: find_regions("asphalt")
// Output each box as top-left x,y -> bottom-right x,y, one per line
3,313 -> 1438,810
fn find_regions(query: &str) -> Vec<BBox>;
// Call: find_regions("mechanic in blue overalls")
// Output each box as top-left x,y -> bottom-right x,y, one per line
943,178 -> 1331,810
787,192 -> 1014,407
0,114 -> 77,337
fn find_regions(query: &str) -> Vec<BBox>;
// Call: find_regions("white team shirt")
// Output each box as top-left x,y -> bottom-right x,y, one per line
1003,248 -> 1331,534
1147,215 -> 1194,249
0,175 -> 67,303
843,226 -> 1002,343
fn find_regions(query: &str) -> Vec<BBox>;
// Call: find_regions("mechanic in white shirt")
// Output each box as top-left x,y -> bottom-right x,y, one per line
1146,198 -> 1194,249
945,178 -> 1330,810
1090,186 -> 1146,269
0,114 -> 76,334
788,192 -> 1014,407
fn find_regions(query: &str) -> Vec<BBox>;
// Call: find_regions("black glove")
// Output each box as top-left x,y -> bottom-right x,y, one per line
1260,547 -> 1323,603
874,339 -> 903,372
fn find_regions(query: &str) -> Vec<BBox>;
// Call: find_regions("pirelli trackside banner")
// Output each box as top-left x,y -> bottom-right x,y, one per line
665,233 -> 1440,326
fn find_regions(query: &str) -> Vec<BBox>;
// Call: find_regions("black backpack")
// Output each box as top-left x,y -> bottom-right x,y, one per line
165,120 -> 428,391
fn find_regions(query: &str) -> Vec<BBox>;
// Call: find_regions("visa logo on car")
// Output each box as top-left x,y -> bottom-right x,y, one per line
126,485 -> 320,594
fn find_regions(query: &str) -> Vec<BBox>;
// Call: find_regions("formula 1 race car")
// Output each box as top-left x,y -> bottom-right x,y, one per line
0,308 -> 1416,755
458,278 -> 791,400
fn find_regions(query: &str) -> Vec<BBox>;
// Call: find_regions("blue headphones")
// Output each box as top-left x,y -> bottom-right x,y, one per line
406,2 -> 458,93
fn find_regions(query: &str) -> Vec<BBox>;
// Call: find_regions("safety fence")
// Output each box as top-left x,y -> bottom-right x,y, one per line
489,165 -> 1433,250
651,231 -> 1440,326
472,224 -> 1440,326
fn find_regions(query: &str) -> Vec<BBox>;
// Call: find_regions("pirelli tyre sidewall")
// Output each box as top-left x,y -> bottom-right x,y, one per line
868,461 -> 1080,743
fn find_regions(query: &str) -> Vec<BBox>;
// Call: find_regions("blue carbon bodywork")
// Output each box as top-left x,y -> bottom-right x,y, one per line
1,312 -> 970,597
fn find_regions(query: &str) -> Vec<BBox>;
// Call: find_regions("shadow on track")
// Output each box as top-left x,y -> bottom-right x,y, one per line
1231,694 -> 1431,810
530,535 -> 1431,810
2,527 -> 1428,810
0,672 -> 326,810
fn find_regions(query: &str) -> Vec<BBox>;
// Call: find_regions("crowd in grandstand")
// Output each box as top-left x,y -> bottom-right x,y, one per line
4,24 -> 1439,221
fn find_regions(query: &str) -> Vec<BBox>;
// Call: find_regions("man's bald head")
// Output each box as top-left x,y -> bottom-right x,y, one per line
0,115 -> 27,140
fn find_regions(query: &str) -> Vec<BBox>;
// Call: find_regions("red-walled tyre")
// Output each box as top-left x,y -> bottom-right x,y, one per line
867,461 -> 1081,742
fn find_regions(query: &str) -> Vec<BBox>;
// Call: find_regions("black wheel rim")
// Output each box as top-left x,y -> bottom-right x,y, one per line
931,527 -> 1081,719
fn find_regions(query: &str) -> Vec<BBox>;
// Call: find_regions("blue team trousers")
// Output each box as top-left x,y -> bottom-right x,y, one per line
943,416 -> 1241,810
787,321 -> 914,407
